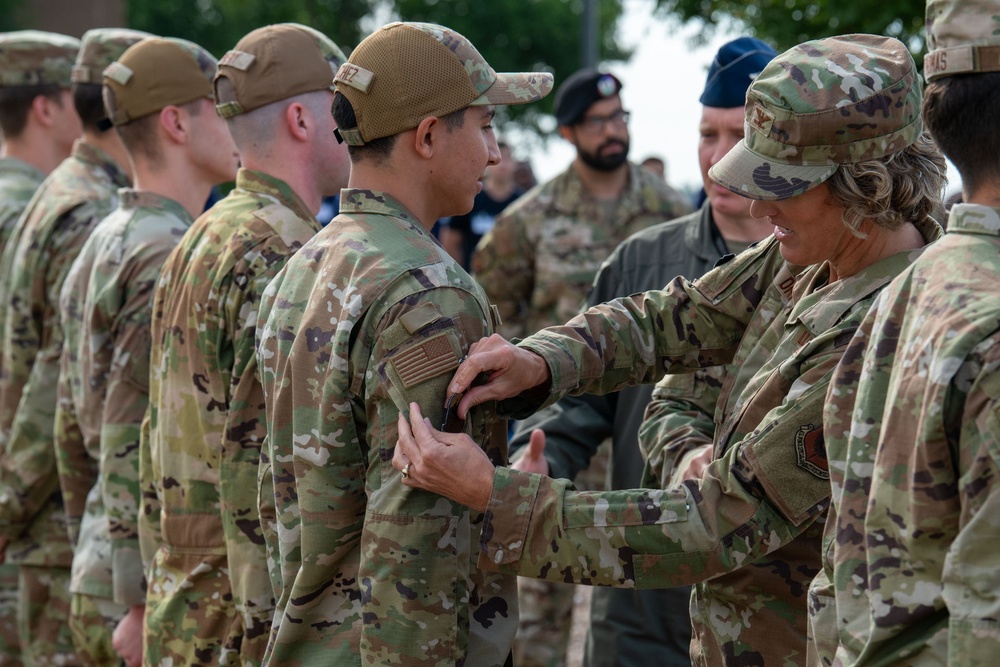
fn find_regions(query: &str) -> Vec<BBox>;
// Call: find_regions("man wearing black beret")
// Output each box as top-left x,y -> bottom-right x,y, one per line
471,67 -> 691,667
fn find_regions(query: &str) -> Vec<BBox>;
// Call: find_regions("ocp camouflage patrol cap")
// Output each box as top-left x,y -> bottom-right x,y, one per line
103,37 -> 217,126
214,23 -> 347,119
925,0 -> 1000,82
709,34 -> 922,201
334,21 -> 553,146
72,28 -> 151,85
0,30 -> 80,87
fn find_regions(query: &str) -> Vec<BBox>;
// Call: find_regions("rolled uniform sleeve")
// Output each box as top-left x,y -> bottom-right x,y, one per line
480,313 -> 839,588
515,238 -> 785,411
638,369 -> 722,489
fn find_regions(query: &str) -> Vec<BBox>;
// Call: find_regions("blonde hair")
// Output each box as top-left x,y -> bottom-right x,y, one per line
825,133 -> 947,237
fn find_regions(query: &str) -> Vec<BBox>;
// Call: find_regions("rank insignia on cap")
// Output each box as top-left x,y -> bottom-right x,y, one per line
794,424 -> 829,479
596,73 -> 618,97
748,102 -> 774,136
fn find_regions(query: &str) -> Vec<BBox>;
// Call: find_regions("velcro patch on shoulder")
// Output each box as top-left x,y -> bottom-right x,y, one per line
390,332 -> 461,388
399,302 -> 443,334
738,415 -> 831,525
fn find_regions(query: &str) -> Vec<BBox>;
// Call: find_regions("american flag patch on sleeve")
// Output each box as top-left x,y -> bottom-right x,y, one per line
390,333 -> 461,388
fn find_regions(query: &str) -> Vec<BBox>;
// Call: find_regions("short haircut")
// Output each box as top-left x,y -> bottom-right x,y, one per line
332,91 -> 465,165
0,84 -> 64,138
923,73 -> 1000,197
218,77 -> 329,159
73,82 -> 109,133
110,96 -> 204,164
826,132 -> 947,236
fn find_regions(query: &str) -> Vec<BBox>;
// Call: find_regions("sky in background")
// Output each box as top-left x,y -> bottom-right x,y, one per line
526,1 -> 741,193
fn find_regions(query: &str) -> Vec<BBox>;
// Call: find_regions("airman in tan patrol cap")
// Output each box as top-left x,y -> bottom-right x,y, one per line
0,26 -> 148,667
55,35 -> 234,667
255,21 -> 551,666
140,22 -> 349,667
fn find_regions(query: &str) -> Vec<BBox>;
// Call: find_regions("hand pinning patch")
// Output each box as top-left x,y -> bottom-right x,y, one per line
795,424 -> 829,479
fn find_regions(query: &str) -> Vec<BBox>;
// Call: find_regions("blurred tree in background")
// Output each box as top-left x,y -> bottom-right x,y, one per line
125,0 -> 378,59
654,0 -> 925,53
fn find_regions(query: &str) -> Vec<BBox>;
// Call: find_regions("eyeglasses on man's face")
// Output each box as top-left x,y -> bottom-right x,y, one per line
577,109 -> 630,134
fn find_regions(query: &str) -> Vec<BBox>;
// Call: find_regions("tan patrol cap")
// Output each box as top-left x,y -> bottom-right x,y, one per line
214,23 -> 347,119
0,30 -> 80,87
334,22 -> 553,146
925,0 -> 1000,81
102,37 -> 217,126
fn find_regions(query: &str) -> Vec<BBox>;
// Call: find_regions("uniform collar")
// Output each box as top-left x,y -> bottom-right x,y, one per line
117,188 -> 192,223
337,188 -> 429,235
549,161 -> 650,218
0,156 -> 44,182
234,168 -> 315,223
946,203 -> 1000,237
71,138 -> 130,189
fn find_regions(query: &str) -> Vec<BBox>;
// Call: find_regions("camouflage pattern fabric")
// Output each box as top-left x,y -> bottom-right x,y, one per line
507,207 -> 731,667
0,30 -> 79,87
472,162 -> 690,340
18,565 -> 76,666
256,189 -> 516,665
0,562 -> 20,667
58,190 -> 193,648
67,593 -> 126,667
141,169 -> 320,667
478,216 -> 940,666
0,139 -> 128,666
814,203 -> 1000,665
710,34 -> 922,201
0,159 -> 45,259
473,160 -> 689,664
0,156 -> 46,667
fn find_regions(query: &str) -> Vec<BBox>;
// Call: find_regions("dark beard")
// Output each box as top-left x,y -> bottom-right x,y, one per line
577,139 -> 629,172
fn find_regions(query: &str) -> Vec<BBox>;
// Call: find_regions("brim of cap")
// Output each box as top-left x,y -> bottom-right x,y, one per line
471,71 -> 554,106
709,140 -> 837,201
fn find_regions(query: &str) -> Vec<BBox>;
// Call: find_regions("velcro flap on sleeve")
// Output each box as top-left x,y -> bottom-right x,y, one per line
399,302 -> 443,334
737,417 -> 831,526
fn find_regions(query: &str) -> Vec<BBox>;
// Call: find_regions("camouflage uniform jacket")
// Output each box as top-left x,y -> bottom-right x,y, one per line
509,202 -> 730,491
257,189 -> 516,666
0,139 -> 128,567
58,190 -> 192,606
141,169 -> 318,665
472,161 -> 690,338
0,157 -> 44,258
481,217 -> 941,667
813,204 -> 1000,666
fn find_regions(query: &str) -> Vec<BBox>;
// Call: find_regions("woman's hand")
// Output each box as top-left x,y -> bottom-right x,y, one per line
446,334 -> 551,419
394,402 -> 496,512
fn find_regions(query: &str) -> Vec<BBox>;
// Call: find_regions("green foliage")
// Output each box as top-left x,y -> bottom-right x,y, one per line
654,0 -> 925,54
121,0 -> 630,140
124,0 -> 377,58
393,0 -> 629,136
